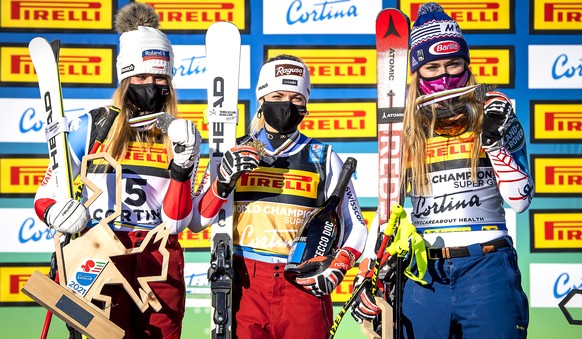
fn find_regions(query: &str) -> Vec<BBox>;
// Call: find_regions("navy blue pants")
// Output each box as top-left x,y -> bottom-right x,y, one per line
402,237 -> 529,339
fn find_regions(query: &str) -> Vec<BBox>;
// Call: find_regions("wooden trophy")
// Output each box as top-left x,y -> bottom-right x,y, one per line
361,297 -> 392,339
22,152 -> 171,338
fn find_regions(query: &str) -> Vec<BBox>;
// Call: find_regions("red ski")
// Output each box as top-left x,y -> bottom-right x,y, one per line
327,9 -> 411,339
376,8 -> 410,226
372,8 -> 411,339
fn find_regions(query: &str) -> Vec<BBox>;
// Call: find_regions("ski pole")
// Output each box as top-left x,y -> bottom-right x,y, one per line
394,246 -> 404,339
40,106 -> 119,339
328,204 -> 404,339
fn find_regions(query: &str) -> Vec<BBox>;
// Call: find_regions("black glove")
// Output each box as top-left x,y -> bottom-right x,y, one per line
481,91 -> 512,150
215,145 -> 260,198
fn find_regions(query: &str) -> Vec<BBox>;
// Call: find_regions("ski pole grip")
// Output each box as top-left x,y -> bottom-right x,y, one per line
89,106 -> 119,154
384,204 -> 404,237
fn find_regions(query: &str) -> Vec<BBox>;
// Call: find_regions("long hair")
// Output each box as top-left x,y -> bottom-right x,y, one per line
401,69 -> 484,196
249,54 -> 308,136
104,77 -> 176,162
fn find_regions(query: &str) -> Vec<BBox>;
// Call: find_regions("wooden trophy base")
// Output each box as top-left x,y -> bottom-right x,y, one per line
361,297 -> 393,339
23,270 -> 124,339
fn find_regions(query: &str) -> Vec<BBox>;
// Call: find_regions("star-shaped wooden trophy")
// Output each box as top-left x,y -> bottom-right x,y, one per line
22,153 -> 172,339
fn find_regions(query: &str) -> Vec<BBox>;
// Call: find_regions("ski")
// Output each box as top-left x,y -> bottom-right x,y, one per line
29,37 -> 81,339
29,37 -> 76,288
376,8 -> 409,227
205,22 -> 241,339
29,38 -> 74,202
373,8 -> 410,339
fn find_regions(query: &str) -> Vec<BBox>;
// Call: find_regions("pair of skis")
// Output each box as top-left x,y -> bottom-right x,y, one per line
329,8 -> 410,339
33,23 -> 242,339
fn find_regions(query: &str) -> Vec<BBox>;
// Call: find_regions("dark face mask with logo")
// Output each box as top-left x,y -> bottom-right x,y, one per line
261,101 -> 307,134
126,83 -> 169,115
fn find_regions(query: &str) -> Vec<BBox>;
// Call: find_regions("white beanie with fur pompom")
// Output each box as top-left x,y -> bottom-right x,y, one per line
115,2 -> 174,83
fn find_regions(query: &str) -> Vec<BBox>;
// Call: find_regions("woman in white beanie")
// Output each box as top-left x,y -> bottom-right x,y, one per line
34,3 -> 200,338
190,54 -> 368,338
350,2 -> 533,338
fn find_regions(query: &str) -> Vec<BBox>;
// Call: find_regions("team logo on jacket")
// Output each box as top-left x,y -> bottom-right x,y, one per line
309,144 -> 324,163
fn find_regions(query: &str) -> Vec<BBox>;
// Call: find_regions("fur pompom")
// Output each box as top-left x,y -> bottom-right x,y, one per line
418,2 -> 444,16
115,2 -> 159,34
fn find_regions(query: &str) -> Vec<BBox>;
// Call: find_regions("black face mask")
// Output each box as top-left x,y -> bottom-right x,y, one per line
126,83 -> 169,114
261,101 -> 307,134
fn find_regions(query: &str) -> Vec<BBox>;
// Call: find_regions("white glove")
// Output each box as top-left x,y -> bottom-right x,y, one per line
168,119 -> 201,169
45,198 -> 90,234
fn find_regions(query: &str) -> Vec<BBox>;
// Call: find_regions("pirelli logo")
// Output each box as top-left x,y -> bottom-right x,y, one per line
531,0 -> 582,32
178,228 -> 212,250
0,156 -> 47,196
0,0 -> 113,30
266,47 -> 376,87
122,144 -> 168,168
141,0 -> 248,31
0,45 -> 115,86
362,208 -> 376,228
331,267 -> 358,304
0,264 -> 49,304
237,168 -> 319,199
402,0 -> 513,32
530,210 -> 582,252
532,101 -> 582,143
532,155 -> 582,195
425,133 -> 484,164
468,47 -> 513,86
299,101 -> 376,140
177,102 -> 248,140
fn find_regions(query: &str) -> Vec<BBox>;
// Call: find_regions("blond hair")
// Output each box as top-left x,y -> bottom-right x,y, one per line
401,71 -> 485,196
104,77 -> 175,162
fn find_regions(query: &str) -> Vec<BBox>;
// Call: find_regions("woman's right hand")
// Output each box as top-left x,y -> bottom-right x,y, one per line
45,198 -> 90,234
215,145 -> 260,198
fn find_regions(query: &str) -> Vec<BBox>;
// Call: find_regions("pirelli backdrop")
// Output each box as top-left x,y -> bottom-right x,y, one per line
1,0 -> 581,338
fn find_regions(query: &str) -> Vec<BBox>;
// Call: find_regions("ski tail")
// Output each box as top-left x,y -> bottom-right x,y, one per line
205,22 -> 241,339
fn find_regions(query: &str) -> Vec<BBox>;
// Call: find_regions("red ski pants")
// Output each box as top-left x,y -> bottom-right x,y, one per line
232,255 -> 333,339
